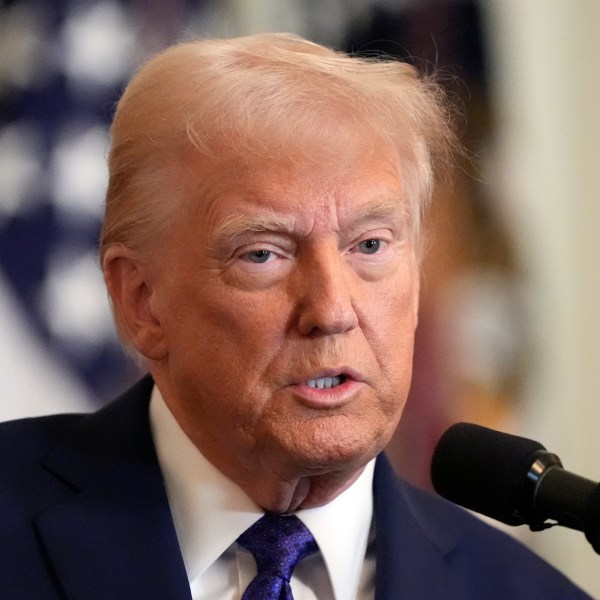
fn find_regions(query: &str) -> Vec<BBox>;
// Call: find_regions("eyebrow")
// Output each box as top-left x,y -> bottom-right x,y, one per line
212,212 -> 297,242
353,195 -> 409,225
212,195 -> 409,244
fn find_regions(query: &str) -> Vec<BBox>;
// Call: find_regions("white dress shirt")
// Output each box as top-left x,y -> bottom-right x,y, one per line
149,385 -> 376,600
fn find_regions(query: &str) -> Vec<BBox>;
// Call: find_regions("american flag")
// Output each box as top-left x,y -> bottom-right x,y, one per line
0,0 -> 208,419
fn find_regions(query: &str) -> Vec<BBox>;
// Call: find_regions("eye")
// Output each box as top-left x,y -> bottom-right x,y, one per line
243,249 -> 274,263
357,239 -> 385,254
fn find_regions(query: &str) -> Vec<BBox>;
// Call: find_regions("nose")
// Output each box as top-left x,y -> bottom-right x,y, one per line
295,247 -> 359,337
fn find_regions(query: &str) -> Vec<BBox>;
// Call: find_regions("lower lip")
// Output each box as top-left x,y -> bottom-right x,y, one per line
289,379 -> 363,409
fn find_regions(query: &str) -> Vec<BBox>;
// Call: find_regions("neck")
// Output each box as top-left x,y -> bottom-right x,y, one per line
237,464 -> 367,513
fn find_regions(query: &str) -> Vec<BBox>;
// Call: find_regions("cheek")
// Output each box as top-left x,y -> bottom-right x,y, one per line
368,272 -> 418,342
366,276 -> 418,393
166,276 -> 287,348
163,286 -> 293,424
212,275 -> 288,320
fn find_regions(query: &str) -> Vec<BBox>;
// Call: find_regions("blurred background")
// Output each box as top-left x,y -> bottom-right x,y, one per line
1,0 -> 599,595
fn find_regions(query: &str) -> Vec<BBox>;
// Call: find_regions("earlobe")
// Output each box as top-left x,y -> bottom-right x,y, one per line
102,245 -> 168,361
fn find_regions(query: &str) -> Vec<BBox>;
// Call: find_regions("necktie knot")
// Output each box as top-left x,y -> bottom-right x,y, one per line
237,514 -> 318,599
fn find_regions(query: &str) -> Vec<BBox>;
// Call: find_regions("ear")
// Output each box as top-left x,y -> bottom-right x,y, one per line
102,245 -> 168,361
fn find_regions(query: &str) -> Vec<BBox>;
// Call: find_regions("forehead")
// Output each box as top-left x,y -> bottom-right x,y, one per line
182,136 -> 408,234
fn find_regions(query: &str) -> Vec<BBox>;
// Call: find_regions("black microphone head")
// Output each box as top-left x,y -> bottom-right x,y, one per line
431,422 -> 547,525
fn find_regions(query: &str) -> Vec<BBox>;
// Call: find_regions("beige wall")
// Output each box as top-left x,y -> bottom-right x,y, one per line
483,1 -> 600,596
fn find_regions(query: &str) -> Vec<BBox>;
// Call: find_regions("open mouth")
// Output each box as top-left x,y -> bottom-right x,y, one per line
305,375 -> 347,389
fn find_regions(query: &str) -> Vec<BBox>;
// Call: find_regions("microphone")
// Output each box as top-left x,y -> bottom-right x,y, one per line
431,422 -> 600,554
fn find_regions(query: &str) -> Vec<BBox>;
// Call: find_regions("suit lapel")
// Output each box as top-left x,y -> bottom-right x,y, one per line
35,377 -> 191,600
373,454 -> 464,599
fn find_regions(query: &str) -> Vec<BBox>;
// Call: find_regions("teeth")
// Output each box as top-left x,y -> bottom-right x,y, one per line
306,376 -> 344,389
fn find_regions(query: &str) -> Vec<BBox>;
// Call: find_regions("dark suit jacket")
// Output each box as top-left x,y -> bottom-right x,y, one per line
0,376 -> 592,599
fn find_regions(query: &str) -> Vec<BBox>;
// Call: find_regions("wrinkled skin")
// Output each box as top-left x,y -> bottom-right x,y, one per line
104,137 -> 420,513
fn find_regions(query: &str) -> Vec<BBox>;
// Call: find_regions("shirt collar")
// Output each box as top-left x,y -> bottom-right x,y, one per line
149,384 -> 374,600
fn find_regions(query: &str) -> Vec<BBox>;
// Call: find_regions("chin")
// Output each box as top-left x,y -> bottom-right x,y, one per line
287,426 -> 385,475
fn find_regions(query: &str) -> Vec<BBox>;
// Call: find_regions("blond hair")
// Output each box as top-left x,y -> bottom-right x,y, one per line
100,32 -> 457,260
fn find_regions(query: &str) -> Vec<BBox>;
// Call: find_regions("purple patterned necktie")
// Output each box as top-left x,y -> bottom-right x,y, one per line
237,514 -> 319,600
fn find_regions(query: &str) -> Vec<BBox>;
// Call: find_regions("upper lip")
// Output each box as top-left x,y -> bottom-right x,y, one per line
292,366 -> 365,385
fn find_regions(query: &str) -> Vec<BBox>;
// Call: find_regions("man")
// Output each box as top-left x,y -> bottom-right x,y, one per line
0,33 -> 591,599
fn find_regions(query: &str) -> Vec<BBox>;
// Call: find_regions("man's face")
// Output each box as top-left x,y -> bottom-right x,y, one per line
145,138 -> 420,510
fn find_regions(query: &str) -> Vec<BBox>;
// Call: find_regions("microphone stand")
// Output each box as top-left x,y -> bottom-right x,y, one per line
582,485 -> 600,555
524,453 -> 600,555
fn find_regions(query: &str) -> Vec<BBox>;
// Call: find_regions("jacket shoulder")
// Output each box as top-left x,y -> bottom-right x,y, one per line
0,412 -> 85,472
374,455 -> 592,599
405,477 -> 592,599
